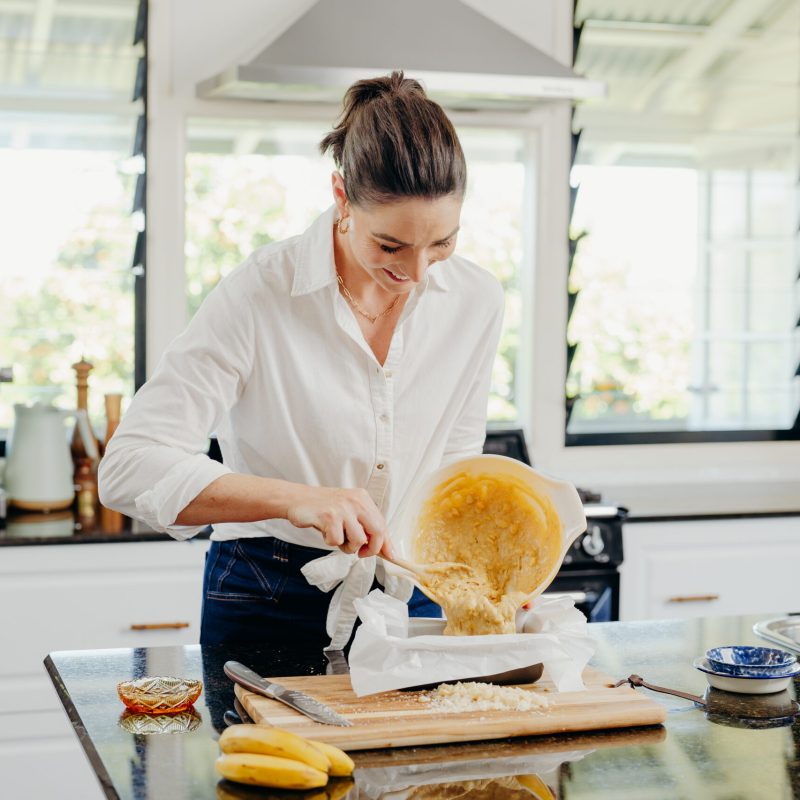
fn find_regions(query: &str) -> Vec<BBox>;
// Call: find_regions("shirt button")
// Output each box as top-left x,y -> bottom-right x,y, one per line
385,371 -> 393,378
376,463 -> 385,470
380,414 -> 389,423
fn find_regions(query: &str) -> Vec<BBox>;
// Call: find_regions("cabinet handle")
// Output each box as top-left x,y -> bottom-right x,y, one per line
666,594 -> 720,604
129,622 -> 190,630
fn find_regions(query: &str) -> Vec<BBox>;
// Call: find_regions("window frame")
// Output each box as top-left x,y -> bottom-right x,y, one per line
564,157 -> 800,449
0,0 -> 148,444
134,0 -> 148,392
566,428 -> 799,446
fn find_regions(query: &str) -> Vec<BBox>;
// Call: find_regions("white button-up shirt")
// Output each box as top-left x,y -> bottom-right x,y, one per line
100,205 -> 505,647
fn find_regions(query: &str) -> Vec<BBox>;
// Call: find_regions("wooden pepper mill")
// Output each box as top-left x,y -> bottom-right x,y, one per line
70,357 -> 100,464
98,393 -> 124,533
71,357 -> 100,523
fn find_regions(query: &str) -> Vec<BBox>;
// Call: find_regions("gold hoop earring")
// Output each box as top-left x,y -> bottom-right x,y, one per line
337,216 -> 350,235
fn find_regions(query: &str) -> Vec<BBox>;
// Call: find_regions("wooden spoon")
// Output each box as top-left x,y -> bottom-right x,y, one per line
379,553 -> 476,583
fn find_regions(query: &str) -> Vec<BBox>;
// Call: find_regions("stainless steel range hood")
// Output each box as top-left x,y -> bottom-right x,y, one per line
198,0 -> 605,110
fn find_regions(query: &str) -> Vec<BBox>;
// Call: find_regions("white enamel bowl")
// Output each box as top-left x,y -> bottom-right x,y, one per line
385,454 -> 587,604
694,657 -> 800,695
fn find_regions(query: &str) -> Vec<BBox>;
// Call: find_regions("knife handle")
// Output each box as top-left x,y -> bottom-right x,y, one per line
224,660 -> 277,699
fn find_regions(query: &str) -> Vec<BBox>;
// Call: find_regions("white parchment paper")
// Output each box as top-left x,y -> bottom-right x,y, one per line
348,590 -> 596,697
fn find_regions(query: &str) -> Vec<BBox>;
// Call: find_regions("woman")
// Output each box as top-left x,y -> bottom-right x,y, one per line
99,71 -> 505,651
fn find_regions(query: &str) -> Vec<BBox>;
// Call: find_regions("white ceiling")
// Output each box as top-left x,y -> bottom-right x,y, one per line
0,0 -> 798,166
574,0 -> 800,167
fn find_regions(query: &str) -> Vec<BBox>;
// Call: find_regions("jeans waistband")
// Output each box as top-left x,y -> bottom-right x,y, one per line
213,536 -> 332,569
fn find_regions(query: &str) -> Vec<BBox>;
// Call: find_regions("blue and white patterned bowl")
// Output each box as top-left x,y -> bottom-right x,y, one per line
694,657 -> 800,694
706,646 -> 797,677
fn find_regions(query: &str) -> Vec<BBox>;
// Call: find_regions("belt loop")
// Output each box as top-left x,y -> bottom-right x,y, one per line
273,538 -> 289,563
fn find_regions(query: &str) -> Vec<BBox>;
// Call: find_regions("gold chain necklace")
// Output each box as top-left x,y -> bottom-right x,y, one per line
336,274 -> 400,324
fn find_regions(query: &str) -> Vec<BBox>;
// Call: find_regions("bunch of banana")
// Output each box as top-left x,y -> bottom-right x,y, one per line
216,724 -> 355,792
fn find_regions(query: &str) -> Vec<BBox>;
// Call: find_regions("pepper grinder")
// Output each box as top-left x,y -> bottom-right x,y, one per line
70,357 -> 100,466
71,357 -> 100,521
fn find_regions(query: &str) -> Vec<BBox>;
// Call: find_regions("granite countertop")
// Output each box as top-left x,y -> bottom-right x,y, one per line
45,613 -> 799,799
0,509 -> 210,546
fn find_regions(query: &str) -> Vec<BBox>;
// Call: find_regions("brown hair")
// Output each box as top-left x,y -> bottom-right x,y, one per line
319,71 -> 466,206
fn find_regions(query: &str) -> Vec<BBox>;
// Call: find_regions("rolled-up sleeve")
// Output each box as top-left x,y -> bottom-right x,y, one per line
98,268 -> 255,539
441,277 -> 505,465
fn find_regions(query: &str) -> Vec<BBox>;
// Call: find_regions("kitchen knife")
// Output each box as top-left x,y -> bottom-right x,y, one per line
224,661 -> 352,727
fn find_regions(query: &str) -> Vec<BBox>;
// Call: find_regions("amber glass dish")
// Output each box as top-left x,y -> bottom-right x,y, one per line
117,676 -> 202,714
118,708 -> 202,734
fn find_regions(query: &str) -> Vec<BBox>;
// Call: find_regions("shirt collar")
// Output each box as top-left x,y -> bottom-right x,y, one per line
291,205 -> 451,296
291,205 -> 338,297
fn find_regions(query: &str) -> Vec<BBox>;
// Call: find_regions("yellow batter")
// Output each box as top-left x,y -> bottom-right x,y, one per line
412,471 -> 562,635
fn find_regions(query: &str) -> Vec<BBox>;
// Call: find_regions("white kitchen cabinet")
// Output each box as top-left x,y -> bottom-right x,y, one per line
620,517 -> 800,621
0,539 -> 208,715
0,538 -> 207,798
0,699 -> 104,799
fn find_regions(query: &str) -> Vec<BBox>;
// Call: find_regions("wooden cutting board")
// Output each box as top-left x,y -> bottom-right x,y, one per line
234,667 -> 666,751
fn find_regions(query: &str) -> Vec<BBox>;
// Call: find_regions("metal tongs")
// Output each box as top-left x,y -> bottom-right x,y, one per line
615,673 -> 705,706
616,673 -> 800,728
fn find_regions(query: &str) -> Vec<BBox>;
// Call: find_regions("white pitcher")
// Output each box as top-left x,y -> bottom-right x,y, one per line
5,403 -> 99,511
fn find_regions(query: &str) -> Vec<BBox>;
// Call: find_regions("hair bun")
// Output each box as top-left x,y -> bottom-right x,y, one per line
349,70 -> 424,105
319,71 -> 466,205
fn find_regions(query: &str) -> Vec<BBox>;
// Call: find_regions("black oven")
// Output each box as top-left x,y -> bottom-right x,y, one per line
484,427 -> 625,622
543,505 -> 625,622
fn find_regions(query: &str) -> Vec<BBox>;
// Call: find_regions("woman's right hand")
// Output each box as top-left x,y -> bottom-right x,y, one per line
286,486 -> 394,559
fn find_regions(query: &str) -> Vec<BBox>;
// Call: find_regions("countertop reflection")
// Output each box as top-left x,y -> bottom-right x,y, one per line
0,508 -> 209,545
45,613 -> 799,799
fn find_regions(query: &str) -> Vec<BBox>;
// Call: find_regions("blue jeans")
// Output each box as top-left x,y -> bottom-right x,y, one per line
200,538 -> 441,647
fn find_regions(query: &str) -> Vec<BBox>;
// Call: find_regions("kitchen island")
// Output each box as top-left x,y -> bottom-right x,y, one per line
45,613 -> 799,799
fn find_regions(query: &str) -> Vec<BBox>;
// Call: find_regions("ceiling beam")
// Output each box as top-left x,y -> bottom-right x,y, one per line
580,19 -> 765,51
0,96 -> 141,115
631,0 -> 781,112
574,108 -> 705,137
0,1 -> 133,20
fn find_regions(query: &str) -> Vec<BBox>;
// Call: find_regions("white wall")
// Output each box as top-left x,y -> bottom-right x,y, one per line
171,0 -> 318,97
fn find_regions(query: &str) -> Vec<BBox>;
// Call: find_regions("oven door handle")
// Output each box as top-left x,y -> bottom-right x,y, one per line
541,590 -> 596,605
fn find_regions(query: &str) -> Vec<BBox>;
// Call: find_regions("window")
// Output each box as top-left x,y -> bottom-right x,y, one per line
568,0 -> 799,444
0,0 -> 144,429
185,118 -> 530,422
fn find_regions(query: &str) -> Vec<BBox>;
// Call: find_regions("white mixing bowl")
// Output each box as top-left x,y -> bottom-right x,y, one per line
385,454 -> 587,605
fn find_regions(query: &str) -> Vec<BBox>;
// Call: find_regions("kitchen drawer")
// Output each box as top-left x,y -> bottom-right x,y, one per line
0,705 -> 81,743
642,545 -> 799,619
621,517 -> 800,621
0,540 -> 208,711
0,711 -> 103,799
0,675 -> 62,715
